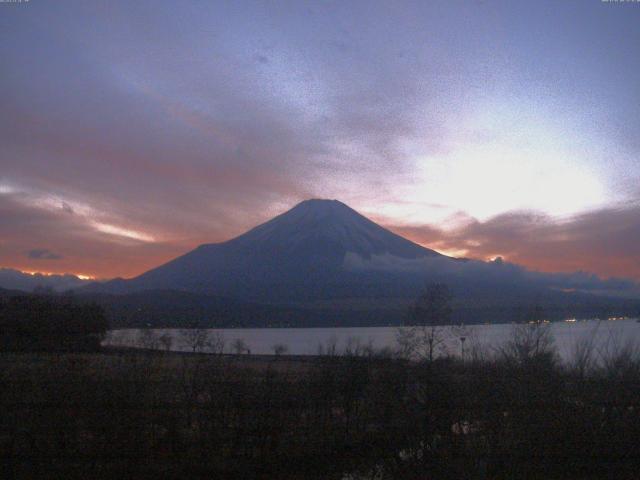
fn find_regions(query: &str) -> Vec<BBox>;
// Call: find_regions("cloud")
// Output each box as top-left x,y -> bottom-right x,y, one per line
61,202 -> 74,214
0,193 -> 185,279
344,252 -> 640,298
386,203 -> 640,282
0,1 -> 639,280
27,249 -> 63,260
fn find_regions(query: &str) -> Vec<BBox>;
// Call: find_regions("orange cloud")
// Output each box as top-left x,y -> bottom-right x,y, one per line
385,205 -> 640,281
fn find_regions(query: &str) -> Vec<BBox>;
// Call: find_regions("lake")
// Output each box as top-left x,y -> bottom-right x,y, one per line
104,318 -> 640,363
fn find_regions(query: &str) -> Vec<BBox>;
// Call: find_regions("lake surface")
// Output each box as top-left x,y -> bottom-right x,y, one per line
104,318 -> 640,363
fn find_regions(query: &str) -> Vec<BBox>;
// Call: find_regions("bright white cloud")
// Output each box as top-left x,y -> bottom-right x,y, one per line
367,95 -> 610,226
91,222 -> 155,243
416,144 -> 605,221
0,181 -> 19,195
2,182 -> 156,243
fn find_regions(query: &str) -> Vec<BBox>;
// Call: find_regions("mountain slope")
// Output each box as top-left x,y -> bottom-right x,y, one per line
229,199 -> 440,259
98,199 -> 446,300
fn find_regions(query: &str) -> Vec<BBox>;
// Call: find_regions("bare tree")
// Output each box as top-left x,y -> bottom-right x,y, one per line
137,329 -> 159,350
597,325 -> 640,375
272,343 -> 288,356
396,326 -> 418,359
317,335 -> 338,356
570,322 -> 601,377
232,338 -> 248,354
398,283 -> 453,361
158,332 -> 173,352
180,328 -> 210,353
343,336 -> 375,357
499,308 -> 556,365
208,331 -> 226,354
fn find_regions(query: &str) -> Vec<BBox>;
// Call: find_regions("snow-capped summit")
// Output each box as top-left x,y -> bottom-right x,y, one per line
98,199 -> 445,299
229,198 -> 441,260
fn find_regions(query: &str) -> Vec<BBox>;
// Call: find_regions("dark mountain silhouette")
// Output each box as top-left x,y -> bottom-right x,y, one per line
93,199 -> 447,301
0,268 -> 93,292
78,199 -> 640,325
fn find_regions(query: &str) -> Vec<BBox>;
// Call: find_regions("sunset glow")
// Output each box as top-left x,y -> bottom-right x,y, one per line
19,270 -> 95,281
4,5 -> 640,478
1,1 -> 639,281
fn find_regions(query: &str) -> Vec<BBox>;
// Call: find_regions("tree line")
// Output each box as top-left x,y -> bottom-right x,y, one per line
1,284 -> 639,478
1,336 -> 639,479
0,294 -> 108,352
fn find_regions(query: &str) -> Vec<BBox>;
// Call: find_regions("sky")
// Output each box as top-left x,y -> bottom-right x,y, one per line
1,0 -> 639,281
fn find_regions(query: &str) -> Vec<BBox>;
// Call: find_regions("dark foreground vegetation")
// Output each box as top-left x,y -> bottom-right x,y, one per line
1,340 -> 639,480
2,288 -> 639,478
0,294 -> 107,352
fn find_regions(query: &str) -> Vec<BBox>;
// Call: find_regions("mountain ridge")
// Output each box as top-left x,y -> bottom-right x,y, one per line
93,199 -> 447,298
224,199 -> 443,259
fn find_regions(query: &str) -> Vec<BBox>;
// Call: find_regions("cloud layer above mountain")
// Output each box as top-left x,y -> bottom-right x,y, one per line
386,204 -> 640,281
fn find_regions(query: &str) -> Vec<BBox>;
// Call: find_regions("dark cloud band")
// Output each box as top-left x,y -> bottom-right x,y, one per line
27,249 -> 63,260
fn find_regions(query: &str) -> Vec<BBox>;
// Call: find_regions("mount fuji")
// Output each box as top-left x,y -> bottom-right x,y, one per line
98,199 -> 448,302
85,199 -> 640,326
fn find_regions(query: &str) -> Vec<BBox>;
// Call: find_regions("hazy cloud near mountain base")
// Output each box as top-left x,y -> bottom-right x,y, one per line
388,204 -> 640,283
343,251 -> 640,299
